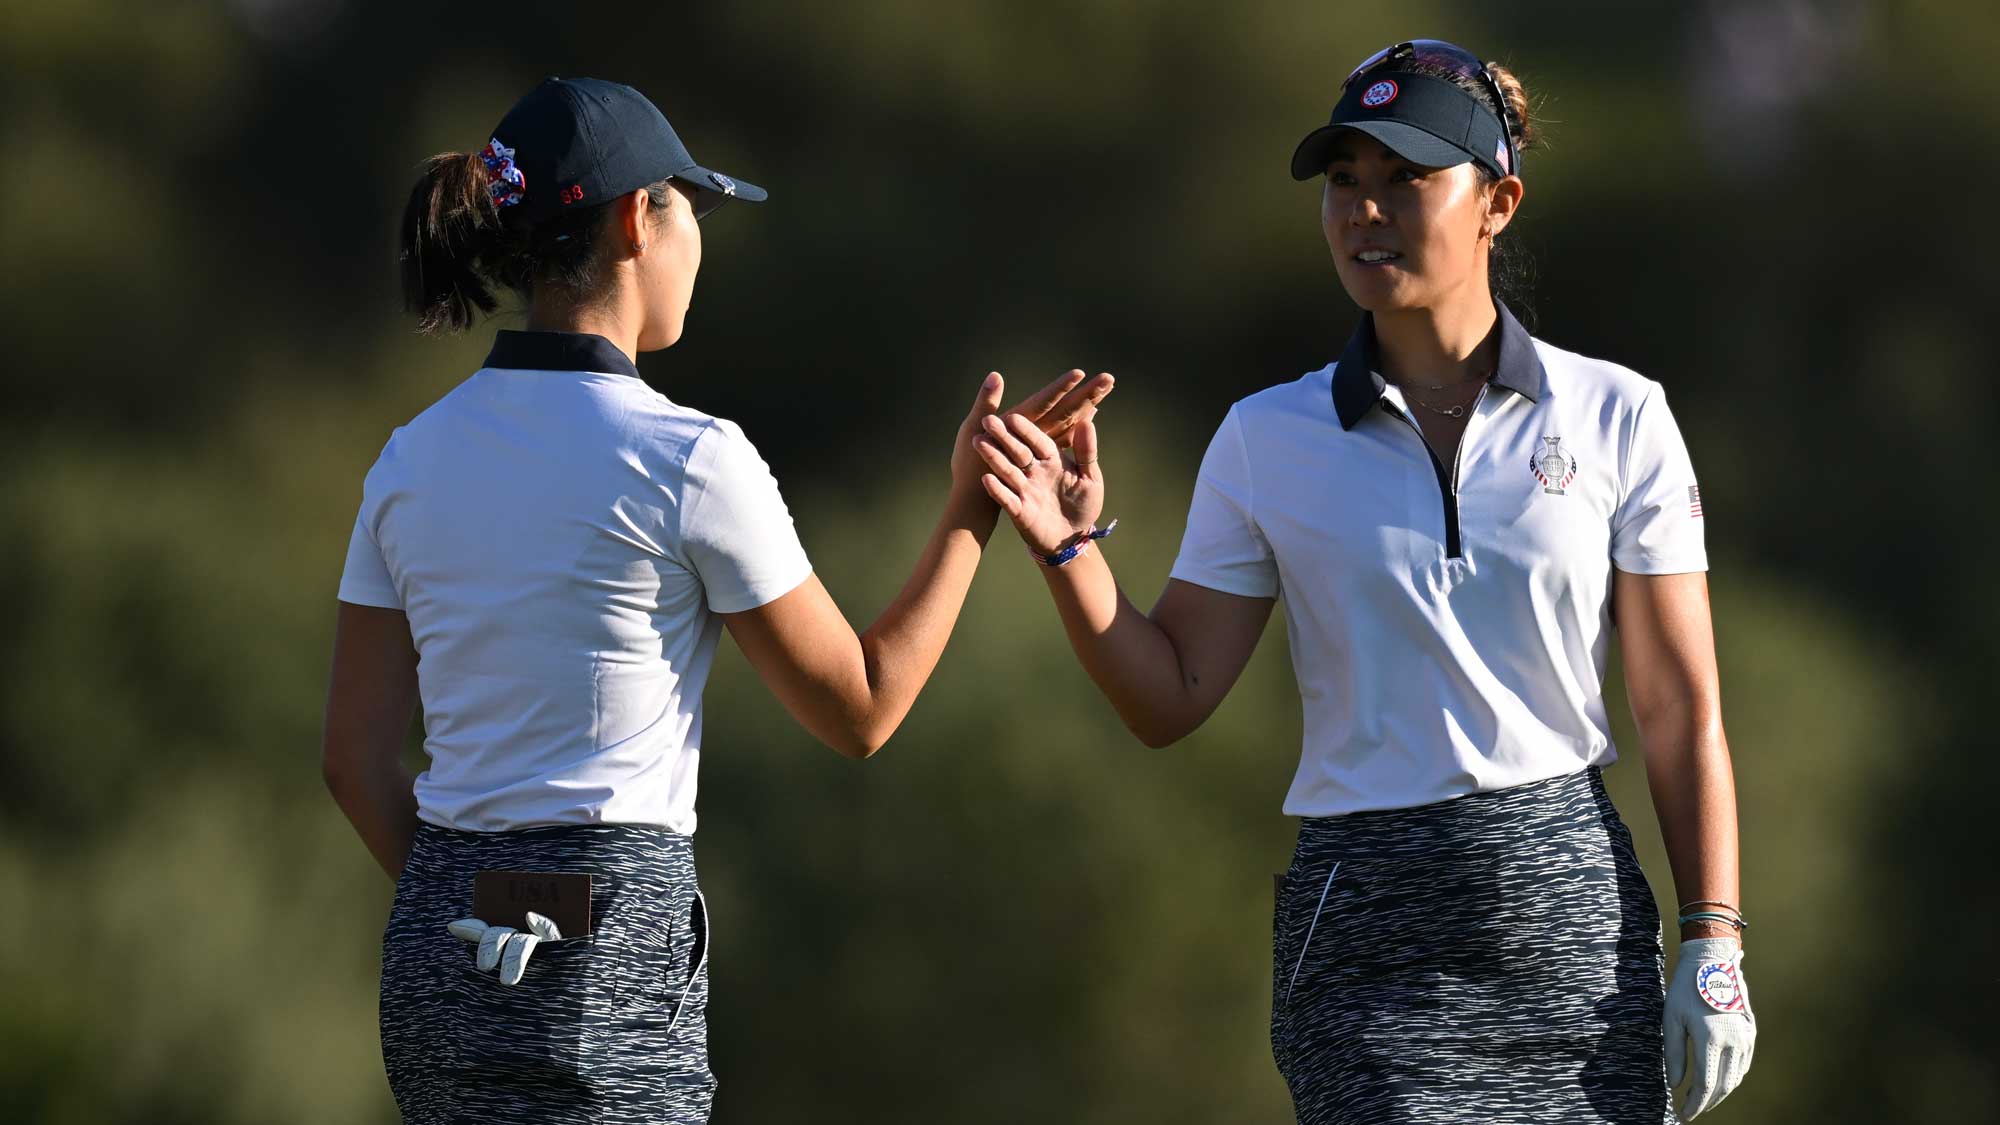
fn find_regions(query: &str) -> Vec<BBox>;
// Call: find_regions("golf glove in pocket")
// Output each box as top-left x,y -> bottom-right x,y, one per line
447,911 -> 562,986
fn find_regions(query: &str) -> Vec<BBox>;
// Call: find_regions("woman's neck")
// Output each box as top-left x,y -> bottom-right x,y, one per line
1371,283 -> 1501,388
524,296 -> 639,365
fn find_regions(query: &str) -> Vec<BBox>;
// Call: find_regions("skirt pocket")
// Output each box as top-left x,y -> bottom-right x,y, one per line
449,933 -> 601,1079
584,882 -> 715,1107
1271,859 -> 1347,1077
618,885 -> 709,1027
671,889 -> 709,1034
1270,872 -> 1297,1074
1277,856 -> 1440,1048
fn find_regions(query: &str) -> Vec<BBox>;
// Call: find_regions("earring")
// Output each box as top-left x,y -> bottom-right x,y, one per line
634,241 -> 647,254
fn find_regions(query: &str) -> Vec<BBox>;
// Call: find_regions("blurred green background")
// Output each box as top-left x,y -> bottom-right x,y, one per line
3,0 -> 1995,1121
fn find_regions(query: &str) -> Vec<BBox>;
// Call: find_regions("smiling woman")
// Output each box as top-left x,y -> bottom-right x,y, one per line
1318,52 -> 1542,312
973,36 -> 1755,1125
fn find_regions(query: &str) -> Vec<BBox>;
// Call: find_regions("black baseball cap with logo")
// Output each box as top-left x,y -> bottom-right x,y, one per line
481,76 -> 767,225
1290,40 -> 1518,182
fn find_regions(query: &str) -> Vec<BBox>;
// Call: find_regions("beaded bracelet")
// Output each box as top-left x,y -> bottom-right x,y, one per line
1030,520 -> 1118,567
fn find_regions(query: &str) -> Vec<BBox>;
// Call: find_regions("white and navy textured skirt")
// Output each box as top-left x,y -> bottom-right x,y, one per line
381,823 -> 713,1124
1272,767 -> 1673,1124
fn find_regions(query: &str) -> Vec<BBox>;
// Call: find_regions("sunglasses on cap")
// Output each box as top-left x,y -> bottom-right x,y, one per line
1344,39 -> 1519,177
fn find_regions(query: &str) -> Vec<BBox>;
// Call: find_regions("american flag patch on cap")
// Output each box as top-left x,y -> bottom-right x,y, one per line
1689,484 -> 1704,518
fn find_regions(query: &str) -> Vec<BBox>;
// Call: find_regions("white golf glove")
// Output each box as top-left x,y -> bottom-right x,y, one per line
447,911 -> 562,986
1664,937 -> 1755,1119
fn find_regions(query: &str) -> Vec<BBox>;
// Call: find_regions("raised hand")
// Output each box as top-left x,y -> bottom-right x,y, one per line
948,373 -> 1011,503
722,369 -> 1113,763
976,411 -> 1106,556
1005,368 -> 1115,447
950,369 -> 1114,506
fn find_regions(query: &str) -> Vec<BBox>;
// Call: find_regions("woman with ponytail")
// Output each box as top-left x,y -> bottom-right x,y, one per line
321,77 -> 1108,1124
976,40 -> 1754,1123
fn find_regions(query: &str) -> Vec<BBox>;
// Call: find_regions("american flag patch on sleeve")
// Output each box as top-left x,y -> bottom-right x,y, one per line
1689,484 -> 1704,518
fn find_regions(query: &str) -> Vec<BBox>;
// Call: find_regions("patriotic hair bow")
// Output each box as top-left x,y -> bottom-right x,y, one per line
479,137 -> 526,208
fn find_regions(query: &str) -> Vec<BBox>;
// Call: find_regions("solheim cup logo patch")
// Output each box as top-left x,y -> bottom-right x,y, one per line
1531,436 -> 1577,495
708,171 -> 737,196
1695,958 -> 1746,1013
480,138 -> 526,208
1361,79 -> 1399,108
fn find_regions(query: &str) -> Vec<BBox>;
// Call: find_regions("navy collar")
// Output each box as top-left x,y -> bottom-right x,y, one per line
1330,302 -> 1545,430
483,330 -> 641,379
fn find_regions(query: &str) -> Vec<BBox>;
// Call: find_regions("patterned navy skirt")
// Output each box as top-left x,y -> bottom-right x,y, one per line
381,823 -> 713,1124
1272,767 -> 1674,1124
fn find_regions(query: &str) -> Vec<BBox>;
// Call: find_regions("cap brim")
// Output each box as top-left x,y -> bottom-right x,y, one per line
1290,121 -> 1475,180
675,165 -> 767,218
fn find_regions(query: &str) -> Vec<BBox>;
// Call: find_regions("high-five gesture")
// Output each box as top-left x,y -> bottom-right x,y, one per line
1006,368 -> 1115,449
976,408 -> 1107,555
951,369 -> 1113,514
954,367 -> 1110,471
716,366 -> 1114,760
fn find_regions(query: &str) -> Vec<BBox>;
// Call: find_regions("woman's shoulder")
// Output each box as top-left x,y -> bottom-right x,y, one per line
599,388 -> 761,468
1231,364 -> 1338,424
672,413 -> 789,487
1527,335 -> 1664,406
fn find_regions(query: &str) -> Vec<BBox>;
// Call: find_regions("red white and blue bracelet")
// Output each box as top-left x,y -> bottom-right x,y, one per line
1029,520 -> 1118,567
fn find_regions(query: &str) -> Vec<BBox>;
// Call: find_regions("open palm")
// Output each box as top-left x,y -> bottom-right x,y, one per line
975,411 -> 1105,555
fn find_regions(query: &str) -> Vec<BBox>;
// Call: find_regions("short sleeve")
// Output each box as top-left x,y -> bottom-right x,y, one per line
337,471 -> 403,609
1168,406 -> 1279,598
679,420 -> 815,613
1611,386 -> 1708,574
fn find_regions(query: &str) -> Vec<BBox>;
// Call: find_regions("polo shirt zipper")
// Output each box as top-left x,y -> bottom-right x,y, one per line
1385,386 -> 1486,561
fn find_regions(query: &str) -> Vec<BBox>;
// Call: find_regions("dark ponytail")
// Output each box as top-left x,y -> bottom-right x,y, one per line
400,152 -> 505,335
397,156 -> 683,335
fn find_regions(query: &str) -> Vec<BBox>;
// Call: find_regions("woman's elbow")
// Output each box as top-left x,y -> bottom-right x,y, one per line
320,728 -> 389,793
1128,714 -> 1191,750
829,736 -> 883,760
320,744 -> 357,794
786,695 -> 887,759
821,722 -> 887,760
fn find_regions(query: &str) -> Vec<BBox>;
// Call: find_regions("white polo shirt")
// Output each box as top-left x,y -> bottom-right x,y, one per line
1171,303 -> 1706,817
337,330 -> 813,833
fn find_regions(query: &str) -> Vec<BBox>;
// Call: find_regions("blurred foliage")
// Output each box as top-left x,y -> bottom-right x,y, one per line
3,0 -> 1996,1121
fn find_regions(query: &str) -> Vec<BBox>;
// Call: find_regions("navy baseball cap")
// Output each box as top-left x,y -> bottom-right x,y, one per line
1291,40 -> 1516,182
480,76 -> 767,224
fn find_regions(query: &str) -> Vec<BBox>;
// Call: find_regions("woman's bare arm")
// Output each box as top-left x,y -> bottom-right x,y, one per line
723,370 -> 1114,757
322,601 -> 423,880
1615,568 -> 1741,942
977,413 -> 1274,747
